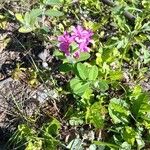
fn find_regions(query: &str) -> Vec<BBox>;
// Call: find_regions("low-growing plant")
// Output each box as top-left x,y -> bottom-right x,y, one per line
15,0 -> 63,33
9,118 -> 61,150
1,0 -> 150,149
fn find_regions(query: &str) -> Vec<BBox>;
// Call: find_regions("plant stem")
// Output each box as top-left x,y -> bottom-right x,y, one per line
101,0 -> 136,22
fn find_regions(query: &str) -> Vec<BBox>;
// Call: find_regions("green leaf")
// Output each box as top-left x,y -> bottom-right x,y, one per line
136,135 -> 145,150
40,26 -> 50,33
76,53 -> 90,62
122,126 -> 137,146
120,142 -> 131,150
97,80 -> 109,92
69,117 -> 84,126
70,42 -> 78,53
43,118 -> 61,137
15,13 -> 24,24
88,65 -> 98,81
93,141 -> 120,149
77,63 -> 88,80
131,93 -> 149,117
45,9 -> 64,17
53,50 -> 66,59
86,102 -> 105,128
18,26 -> 35,33
43,0 -> 61,5
67,138 -> 83,150
89,144 -> 97,150
59,63 -> 72,72
108,98 -> 130,124
82,88 -> 93,100
109,70 -> 123,81
142,0 -> 150,9
70,78 -> 90,96
24,12 -> 31,25
26,140 -> 42,150
30,9 -> 42,18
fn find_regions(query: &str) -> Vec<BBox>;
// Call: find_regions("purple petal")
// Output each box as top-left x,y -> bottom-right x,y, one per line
73,50 -> 80,58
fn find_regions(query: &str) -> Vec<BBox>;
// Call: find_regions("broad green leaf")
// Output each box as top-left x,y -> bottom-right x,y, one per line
77,63 -> 88,80
53,50 -> 66,59
86,102 -> 105,128
82,88 -> 93,100
45,9 -> 64,17
76,53 -> 91,62
88,65 -> 98,81
70,78 -> 89,96
97,80 -> 109,92
15,13 -> 24,24
59,63 -> 72,72
67,138 -> 83,150
108,98 -> 130,124
18,26 -> 35,33
24,12 -> 31,25
30,9 -> 42,17
132,93 -> 149,117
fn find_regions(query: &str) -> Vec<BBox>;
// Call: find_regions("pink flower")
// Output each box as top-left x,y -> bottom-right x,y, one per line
79,42 -> 90,52
58,26 -> 93,58
71,25 -> 93,45
58,31 -> 73,56
73,50 -> 80,58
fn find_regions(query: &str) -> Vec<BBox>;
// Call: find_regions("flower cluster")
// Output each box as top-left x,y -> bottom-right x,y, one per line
58,25 -> 93,58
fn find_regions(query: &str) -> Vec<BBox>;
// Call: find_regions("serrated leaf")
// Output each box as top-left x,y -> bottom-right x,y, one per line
123,126 -> 137,146
69,117 -> 84,126
108,98 -> 129,124
86,102 -> 105,128
132,93 -> 149,116
45,9 -> 64,17
88,65 -> 98,81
